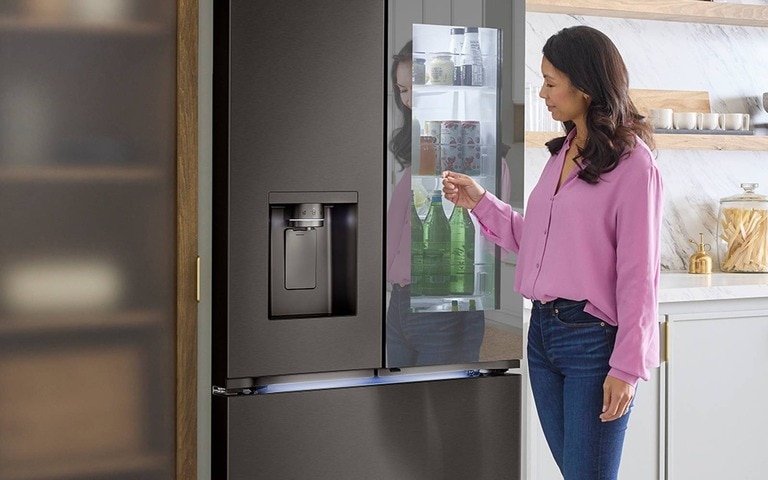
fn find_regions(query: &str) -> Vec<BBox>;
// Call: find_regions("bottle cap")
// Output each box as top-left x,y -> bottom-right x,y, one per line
465,27 -> 479,33
451,27 -> 465,35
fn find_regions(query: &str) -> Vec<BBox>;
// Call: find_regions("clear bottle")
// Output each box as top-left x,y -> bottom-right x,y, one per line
412,57 -> 426,85
717,183 -> 768,272
460,27 -> 484,86
449,206 -> 475,294
422,191 -> 451,296
410,192 -> 424,295
449,27 -> 465,86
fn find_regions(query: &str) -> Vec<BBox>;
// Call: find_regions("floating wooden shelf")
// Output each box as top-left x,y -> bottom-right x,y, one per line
525,131 -> 768,151
526,0 -> 768,27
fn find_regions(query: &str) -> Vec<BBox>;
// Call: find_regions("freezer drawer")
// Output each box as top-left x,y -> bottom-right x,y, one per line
213,374 -> 521,480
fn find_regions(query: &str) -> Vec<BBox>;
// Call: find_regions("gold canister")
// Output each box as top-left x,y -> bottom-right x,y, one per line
688,233 -> 712,274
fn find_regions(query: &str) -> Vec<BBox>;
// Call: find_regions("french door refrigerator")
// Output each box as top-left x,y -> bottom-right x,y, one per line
212,1 -> 523,478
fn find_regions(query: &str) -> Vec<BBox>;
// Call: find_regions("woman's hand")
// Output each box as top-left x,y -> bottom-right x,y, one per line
441,171 -> 486,210
600,375 -> 635,422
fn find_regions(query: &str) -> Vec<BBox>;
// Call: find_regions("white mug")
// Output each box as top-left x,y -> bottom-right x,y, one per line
673,112 -> 698,130
720,113 -> 750,131
697,112 -> 720,131
649,108 -> 673,129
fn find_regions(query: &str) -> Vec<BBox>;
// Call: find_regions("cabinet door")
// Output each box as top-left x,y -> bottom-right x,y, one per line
667,311 -> 768,480
0,1 -> 187,478
619,363 -> 664,480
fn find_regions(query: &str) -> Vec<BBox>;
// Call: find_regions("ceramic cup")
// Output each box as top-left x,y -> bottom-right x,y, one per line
673,112 -> 698,130
649,108 -> 674,129
697,112 -> 720,131
720,113 -> 750,131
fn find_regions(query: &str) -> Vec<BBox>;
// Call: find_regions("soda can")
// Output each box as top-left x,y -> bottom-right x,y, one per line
440,120 -> 462,145
461,121 -> 481,145
423,121 -> 442,142
462,144 -> 482,175
440,143 -> 462,172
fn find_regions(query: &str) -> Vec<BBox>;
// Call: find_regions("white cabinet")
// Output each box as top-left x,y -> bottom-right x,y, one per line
666,310 -> 768,480
523,297 -> 768,480
619,360 -> 664,480
521,309 -> 664,480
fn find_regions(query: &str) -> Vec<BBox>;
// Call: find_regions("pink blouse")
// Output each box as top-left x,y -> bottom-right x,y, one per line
471,130 -> 664,386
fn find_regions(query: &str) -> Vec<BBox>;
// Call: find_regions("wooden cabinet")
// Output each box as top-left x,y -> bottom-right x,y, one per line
0,1 -> 197,478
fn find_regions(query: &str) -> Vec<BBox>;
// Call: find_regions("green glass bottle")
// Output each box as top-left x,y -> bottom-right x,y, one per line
409,192 -> 424,296
422,190 -> 451,296
449,205 -> 475,295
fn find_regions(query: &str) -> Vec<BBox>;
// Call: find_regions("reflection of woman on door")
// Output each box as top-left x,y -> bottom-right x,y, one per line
386,41 -> 484,367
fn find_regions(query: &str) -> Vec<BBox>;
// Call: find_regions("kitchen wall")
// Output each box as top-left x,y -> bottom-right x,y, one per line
525,12 -> 768,271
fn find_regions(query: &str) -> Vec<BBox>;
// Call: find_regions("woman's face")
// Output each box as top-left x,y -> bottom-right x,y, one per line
539,56 -> 589,124
395,60 -> 412,110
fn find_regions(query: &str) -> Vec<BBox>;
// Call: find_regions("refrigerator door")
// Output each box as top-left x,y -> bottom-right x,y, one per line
214,374 -> 522,480
213,0 -> 386,382
386,20 -> 518,369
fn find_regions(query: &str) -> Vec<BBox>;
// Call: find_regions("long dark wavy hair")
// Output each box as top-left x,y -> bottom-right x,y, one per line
389,41 -> 412,170
543,26 -> 655,184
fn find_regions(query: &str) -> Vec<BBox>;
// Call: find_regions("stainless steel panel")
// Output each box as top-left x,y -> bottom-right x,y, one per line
213,0 -> 386,379
213,374 -> 522,480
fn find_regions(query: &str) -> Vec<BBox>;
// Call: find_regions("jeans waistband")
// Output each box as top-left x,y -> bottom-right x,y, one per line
531,298 -> 586,310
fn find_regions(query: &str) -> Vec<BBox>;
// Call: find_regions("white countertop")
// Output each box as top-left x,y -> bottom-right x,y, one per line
659,272 -> 768,303
521,272 -> 768,308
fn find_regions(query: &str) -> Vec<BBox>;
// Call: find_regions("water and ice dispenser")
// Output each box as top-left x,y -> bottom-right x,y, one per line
269,192 -> 358,318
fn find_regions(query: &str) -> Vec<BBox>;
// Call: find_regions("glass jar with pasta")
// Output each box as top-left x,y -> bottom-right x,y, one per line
717,183 -> 768,273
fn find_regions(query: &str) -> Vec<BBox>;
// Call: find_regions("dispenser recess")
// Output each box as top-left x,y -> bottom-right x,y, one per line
269,191 -> 358,319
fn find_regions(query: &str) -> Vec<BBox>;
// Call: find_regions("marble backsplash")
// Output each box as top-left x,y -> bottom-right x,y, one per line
524,12 -> 768,272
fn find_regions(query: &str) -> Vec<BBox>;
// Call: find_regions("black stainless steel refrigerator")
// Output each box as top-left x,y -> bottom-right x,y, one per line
212,1 -> 523,478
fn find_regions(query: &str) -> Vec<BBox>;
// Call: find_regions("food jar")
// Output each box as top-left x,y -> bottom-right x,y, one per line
429,53 -> 454,86
717,183 -> 768,272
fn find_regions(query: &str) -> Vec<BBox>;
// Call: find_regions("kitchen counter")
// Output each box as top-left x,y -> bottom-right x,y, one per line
522,272 -> 768,309
659,272 -> 768,303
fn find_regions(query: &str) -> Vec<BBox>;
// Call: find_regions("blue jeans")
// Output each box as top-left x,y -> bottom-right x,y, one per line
528,299 -> 632,480
386,284 -> 485,367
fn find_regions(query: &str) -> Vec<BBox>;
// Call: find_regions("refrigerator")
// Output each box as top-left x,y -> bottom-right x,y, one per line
212,1 -> 523,478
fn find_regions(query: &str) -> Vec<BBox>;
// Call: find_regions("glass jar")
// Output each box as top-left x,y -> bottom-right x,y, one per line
717,183 -> 768,272
429,53 -> 454,86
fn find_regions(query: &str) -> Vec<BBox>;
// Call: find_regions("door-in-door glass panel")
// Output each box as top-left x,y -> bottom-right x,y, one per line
386,19 -> 509,369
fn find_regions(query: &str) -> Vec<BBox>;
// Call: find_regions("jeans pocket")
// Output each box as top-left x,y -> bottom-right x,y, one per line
554,301 -> 604,328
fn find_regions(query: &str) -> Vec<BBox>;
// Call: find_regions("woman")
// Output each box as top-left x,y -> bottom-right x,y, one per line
386,41 -> 484,367
442,26 -> 663,479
